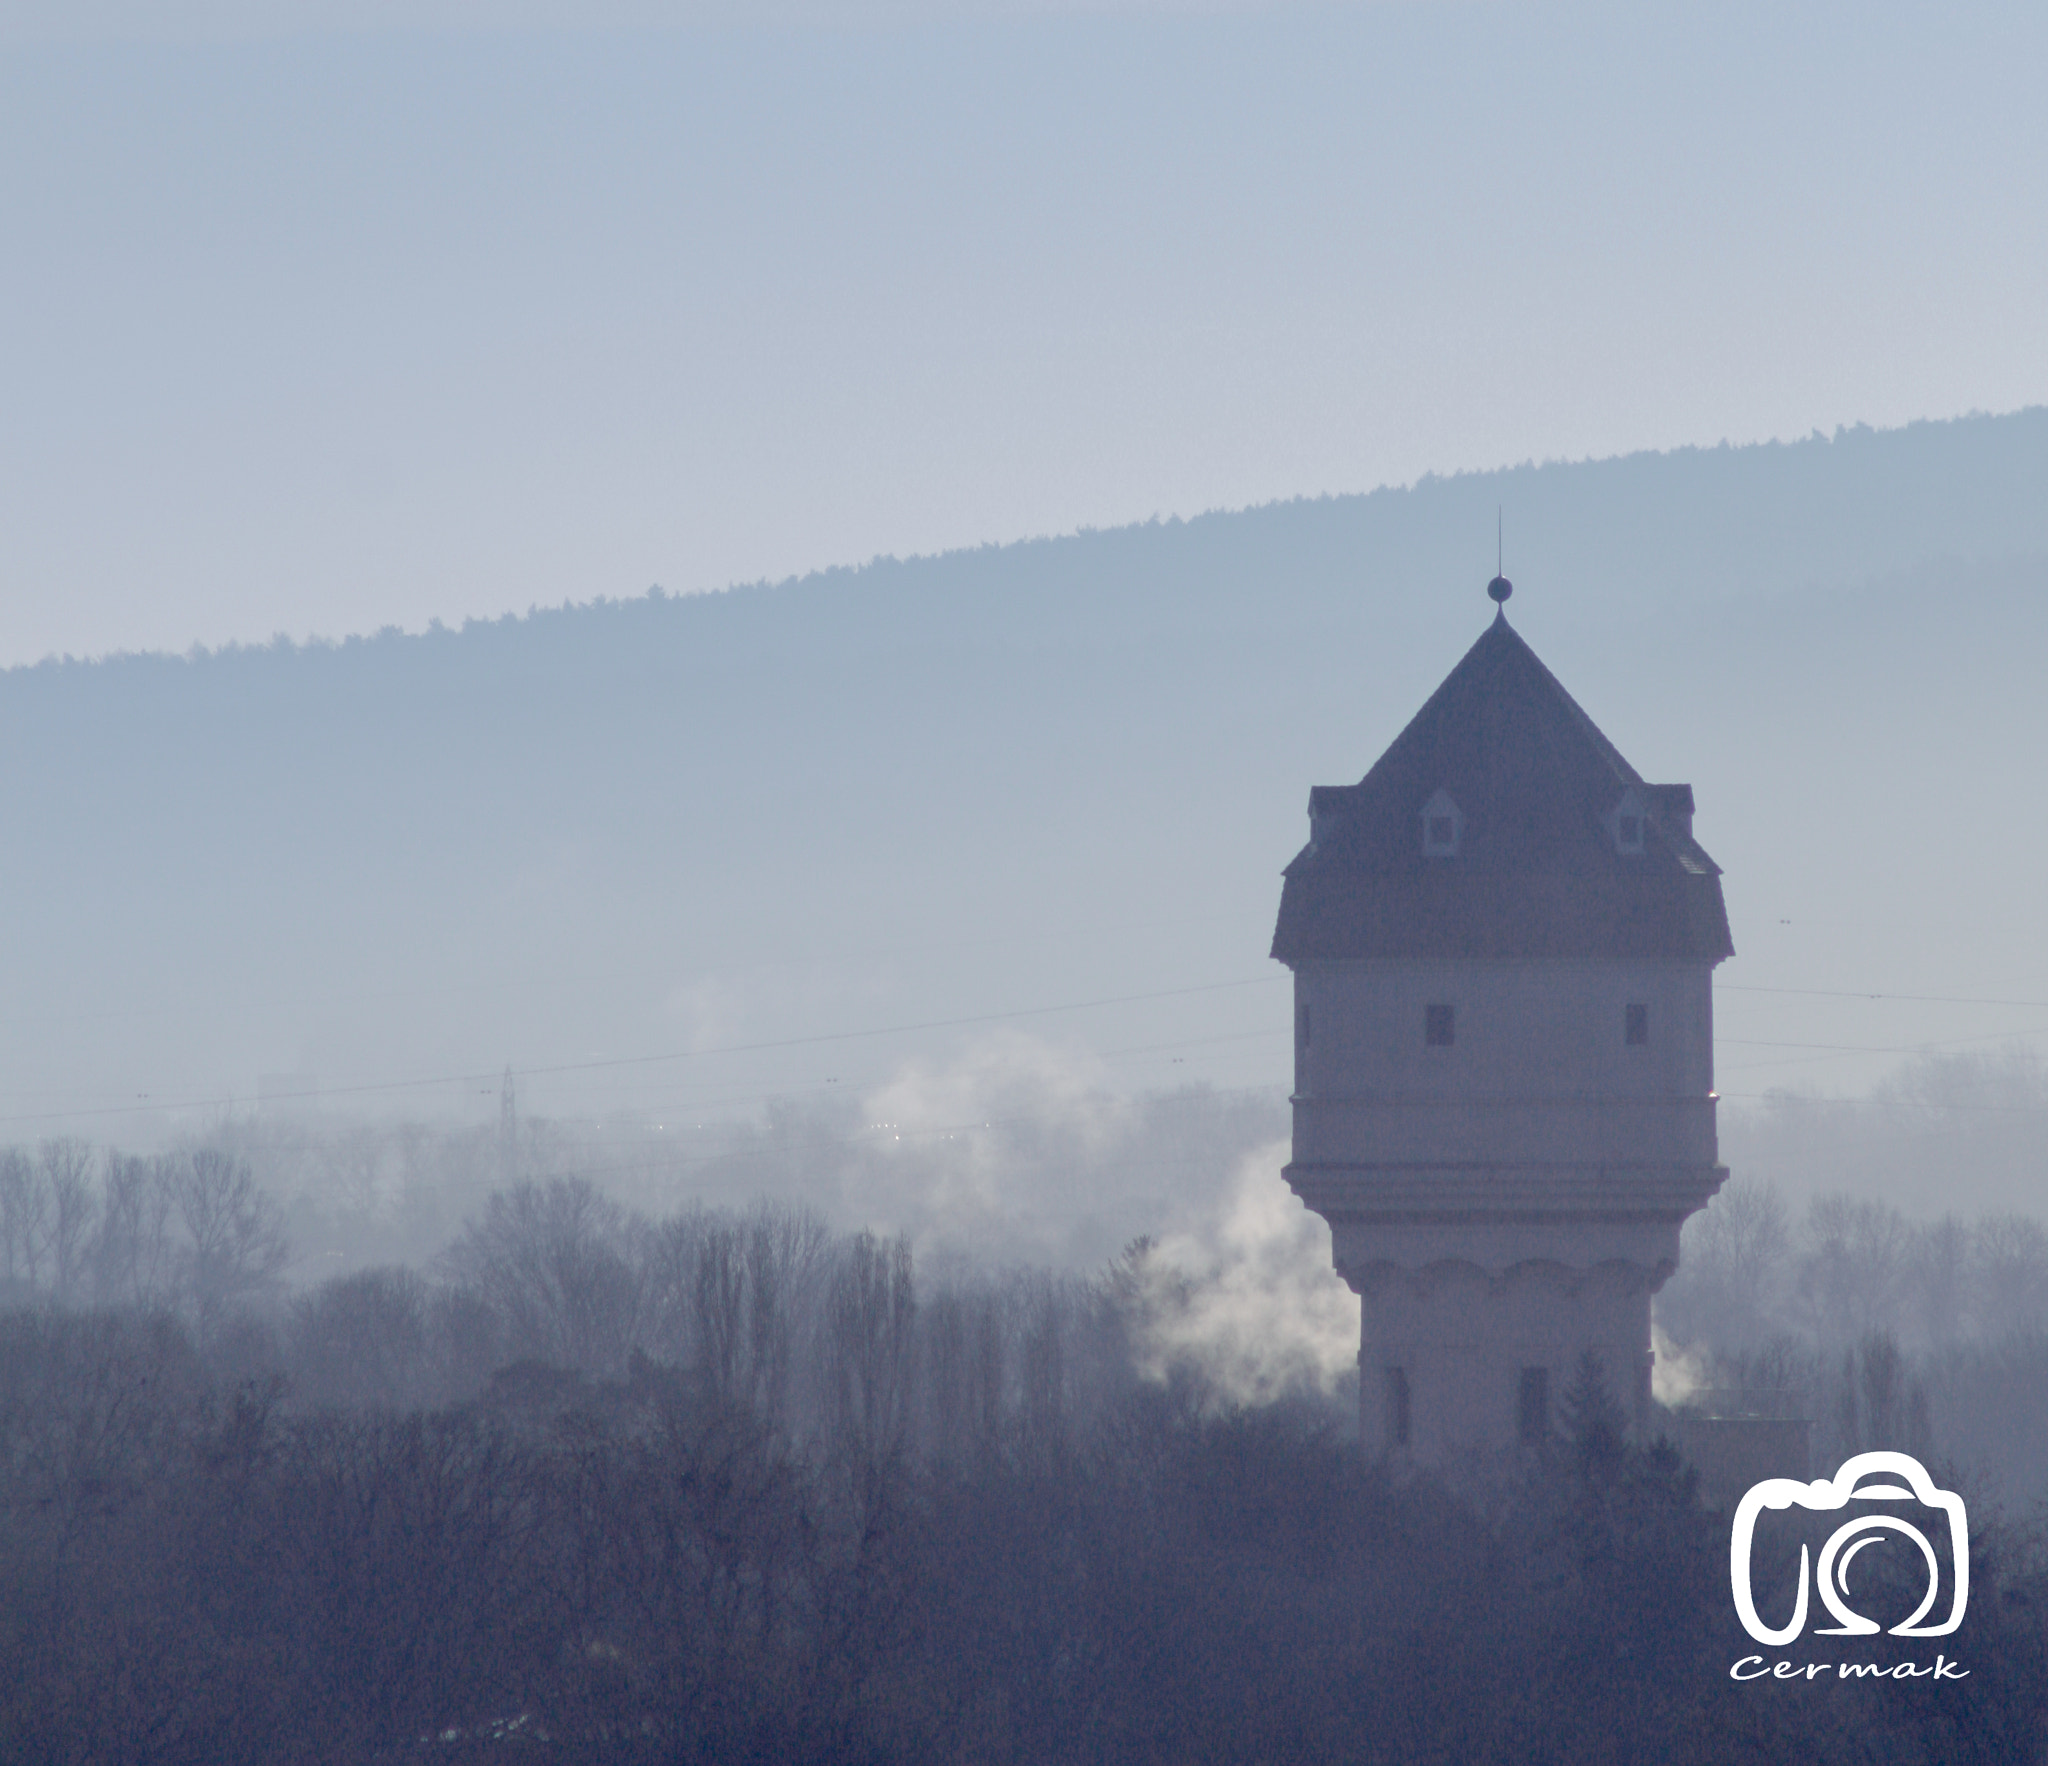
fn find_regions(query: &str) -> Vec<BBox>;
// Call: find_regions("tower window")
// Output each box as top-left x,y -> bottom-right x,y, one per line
1385,1367 -> 1412,1448
1625,1003 -> 1649,1046
1609,788 -> 1648,855
1425,1003 -> 1455,1047
1420,788 -> 1462,856
1517,1367 -> 1550,1443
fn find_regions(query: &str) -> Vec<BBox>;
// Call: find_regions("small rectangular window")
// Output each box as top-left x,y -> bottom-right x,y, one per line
1301,1003 -> 1312,1048
1517,1367 -> 1549,1443
1426,815 -> 1455,848
1425,1003 -> 1455,1047
1385,1367 -> 1412,1448
1618,814 -> 1643,849
1625,1003 -> 1649,1046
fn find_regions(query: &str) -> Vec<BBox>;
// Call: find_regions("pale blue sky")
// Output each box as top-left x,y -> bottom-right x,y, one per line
2,0 -> 2042,664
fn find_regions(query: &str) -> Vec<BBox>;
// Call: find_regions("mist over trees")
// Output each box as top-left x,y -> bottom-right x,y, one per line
13,1037 -> 2048,1505
0,1006 -> 2042,1760
5,1141 -> 2047,1761
203,1076 -> 1297,1296
0,1140 -> 289,1323
1640,1046 -> 2048,1502
1720,1046 -> 2048,1224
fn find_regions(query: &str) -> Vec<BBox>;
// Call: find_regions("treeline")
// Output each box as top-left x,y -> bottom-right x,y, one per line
0,1140 -> 289,1321
0,1142 -> 1130,1434
297,1182 -> 1133,1446
1658,1180 -> 2048,1501
6,1150 -> 2048,1757
1663,1178 -> 2048,1350
6,1287 -> 2047,1761
14,1138 -> 2048,1497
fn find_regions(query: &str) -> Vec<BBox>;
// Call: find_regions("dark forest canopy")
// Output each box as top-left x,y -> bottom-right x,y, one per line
4,1196 -> 2045,1765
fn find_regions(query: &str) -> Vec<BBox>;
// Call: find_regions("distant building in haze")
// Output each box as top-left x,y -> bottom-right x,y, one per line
1271,577 -> 1732,1460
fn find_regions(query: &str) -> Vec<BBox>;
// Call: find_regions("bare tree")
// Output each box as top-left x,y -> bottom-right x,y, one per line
0,1147 -> 49,1295
441,1178 -> 646,1373
1016,1276 -> 1069,1472
922,1288 -> 972,1470
1973,1213 -> 2048,1338
1794,1194 -> 1911,1344
1909,1214 -> 1971,1347
89,1154 -> 178,1309
286,1266 -> 432,1410
691,1214 -> 750,1404
637,1200 -> 829,1432
1826,1331 -> 1933,1464
919,1281 -> 1010,1472
40,1141 -> 98,1303
168,1148 -> 291,1327
738,1202 -> 828,1432
827,1231 -> 917,1477
1662,1178 -> 1789,1347
637,1207 -> 708,1367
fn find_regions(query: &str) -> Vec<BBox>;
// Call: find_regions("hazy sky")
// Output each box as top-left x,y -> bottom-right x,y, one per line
2,0 -> 2042,664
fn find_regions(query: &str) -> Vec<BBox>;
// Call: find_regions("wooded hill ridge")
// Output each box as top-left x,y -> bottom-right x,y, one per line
4,409 -> 2045,1182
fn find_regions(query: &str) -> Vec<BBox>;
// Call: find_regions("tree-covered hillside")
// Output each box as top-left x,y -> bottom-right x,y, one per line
2,410 -> 2045,1195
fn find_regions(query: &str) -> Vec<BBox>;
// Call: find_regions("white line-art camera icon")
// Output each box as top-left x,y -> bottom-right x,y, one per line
1730,1451 -> 1969,1647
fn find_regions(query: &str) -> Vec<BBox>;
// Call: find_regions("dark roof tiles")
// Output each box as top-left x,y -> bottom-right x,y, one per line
1271,611 -> 1734,963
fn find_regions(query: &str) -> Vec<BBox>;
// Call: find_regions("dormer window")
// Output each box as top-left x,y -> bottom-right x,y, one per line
1420,788 -> 1463,857
1608,787 -> 1647,856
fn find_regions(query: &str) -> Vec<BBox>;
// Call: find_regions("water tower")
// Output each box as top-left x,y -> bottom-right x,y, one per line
1271,579 -> 1732,1460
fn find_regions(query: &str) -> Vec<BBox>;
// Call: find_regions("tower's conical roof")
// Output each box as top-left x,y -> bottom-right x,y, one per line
1271,611 -> 1734,963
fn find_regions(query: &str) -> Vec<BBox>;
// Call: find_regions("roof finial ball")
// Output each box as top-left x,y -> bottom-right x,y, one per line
1487,572 -> 1513,606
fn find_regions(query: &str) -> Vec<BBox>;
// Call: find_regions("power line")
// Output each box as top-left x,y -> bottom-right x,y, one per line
1719,983 -> 2048,1010
4,908 -> 1270,1036
17,965 -> 2048,1133
1720,1023 -> 2048,1057
538,1022 -> 1291,1096
1717,1090 -> 2048,1117
0,973 -> 1288,1129
1716,1020 -> 2048,1080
